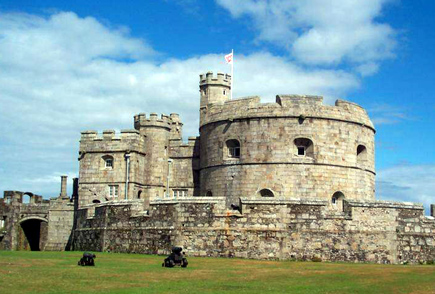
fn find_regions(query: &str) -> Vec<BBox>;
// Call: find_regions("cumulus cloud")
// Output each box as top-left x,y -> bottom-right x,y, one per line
216,0 -> 396,72
0,11 -> 361,197
377,164 -> 435,215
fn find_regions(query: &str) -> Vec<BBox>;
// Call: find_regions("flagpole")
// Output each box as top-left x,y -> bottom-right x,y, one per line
231,49 -> 234,100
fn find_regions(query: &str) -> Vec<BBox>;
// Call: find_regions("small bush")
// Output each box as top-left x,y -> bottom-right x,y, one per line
312,256 -> 322,262
427,260 -> 434,265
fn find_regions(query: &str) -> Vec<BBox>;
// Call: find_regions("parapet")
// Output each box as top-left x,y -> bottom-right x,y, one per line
277,95 -> 323,106
80,129 -> 140,141
199,71 -> 232,87
200,94 -> 374,131
134,112 -> 181,131
169,136 -> 200,158
79,129 -> 143,153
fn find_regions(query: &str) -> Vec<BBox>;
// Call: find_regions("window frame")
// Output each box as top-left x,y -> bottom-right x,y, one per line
173,189 -> 188,198
108,185 -> 119,198
103,155 -> 114,169
226,139 -> 241,159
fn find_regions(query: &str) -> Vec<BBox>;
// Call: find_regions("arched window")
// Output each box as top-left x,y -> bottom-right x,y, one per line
258,189 -> 274,197
206,191 -> 213,196
102,155 -> 114,168
331,191 -> 345,211
23,193 -> 33,204
226,139 -> 240,158
137,190 -> 142,199
357,145 -> 367,162
92,199 -> 101,204
294,138 -> 314,158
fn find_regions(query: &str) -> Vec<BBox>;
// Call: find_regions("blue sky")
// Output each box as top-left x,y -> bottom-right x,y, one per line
0,0 -> 434,213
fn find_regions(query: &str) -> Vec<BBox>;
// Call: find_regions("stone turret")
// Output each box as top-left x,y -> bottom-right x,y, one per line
199,72 -> 231,125
134,113 -> 172,198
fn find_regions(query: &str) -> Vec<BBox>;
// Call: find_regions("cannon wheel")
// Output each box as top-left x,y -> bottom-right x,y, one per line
181,258 -> 188,268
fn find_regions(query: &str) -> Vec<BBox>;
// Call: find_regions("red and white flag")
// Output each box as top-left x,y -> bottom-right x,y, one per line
225,52 -> 233,64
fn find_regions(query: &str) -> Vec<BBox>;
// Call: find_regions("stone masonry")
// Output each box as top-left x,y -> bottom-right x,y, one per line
1,71 -> 434,264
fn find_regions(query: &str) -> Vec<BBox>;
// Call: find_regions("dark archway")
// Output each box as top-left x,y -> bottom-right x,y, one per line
258,189 -> 274,197
19,218 -> 48,251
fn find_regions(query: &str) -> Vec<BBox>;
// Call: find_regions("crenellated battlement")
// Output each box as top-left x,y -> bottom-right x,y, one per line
79,129 -> 144,153
134,112 -> 183,131
199,71 -> 232,87
80,129 -> 140,141
169,136 -> 200,158
200,94 -> 374,130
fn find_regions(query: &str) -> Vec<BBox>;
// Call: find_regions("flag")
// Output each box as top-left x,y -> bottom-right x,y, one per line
225,52 -> 233,64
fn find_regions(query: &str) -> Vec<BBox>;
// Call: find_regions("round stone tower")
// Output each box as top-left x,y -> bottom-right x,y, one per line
134,113 -> 172,199
198,72 -> 375,206
199,72 -> 231,125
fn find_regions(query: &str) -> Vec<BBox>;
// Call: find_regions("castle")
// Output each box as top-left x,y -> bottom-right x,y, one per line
1,72 -> 434,264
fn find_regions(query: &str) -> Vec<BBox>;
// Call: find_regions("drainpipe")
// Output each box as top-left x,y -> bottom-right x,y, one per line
125,153 -> 131,200
167,158 -> 173,197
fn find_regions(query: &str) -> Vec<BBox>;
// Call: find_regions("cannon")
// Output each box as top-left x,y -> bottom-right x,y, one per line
78,252 -> 96,266
162,247 -> 188,268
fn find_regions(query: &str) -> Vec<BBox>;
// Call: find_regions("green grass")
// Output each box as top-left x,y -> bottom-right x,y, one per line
0,251 -> 434,294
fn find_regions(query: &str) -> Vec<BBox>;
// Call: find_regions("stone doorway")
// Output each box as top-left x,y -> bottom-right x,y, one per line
19,218 -> 48,251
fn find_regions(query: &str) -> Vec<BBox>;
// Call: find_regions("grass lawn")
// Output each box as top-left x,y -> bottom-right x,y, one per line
0,251 -> 434,294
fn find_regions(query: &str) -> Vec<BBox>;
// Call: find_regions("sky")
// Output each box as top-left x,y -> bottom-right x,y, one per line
0,0 -> 434,214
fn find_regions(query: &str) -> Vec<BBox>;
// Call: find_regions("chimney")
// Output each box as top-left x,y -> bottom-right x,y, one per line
60,175 -> 68,198
431,204 -> 435,217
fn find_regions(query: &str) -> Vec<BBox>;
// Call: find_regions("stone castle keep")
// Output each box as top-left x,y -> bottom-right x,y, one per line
1,72 -> 434,263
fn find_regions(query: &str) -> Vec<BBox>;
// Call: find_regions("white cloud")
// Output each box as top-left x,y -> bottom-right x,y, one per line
0,11 -> 361,197
216,0 -> 396,71
368,103 -> 408,125
377,164 -> 435,215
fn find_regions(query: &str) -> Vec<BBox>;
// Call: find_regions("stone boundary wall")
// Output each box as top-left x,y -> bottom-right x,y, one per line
72,198 -> 435,264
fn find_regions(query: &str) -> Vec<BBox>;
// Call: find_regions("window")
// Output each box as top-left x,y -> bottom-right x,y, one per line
137,190 -> 142,199
357,145 -> 367,162
0,218 -> 4,228
173,189 -> 187,197
92,199 -> 101,204
23,193 -> 32,204
103,155 -> 114,168
206,191 -> 213,196
226,139 -> 240,158
258,189 -> 274,197
5,197 -> 11,204
223,90 -> 227,95
108,185 -> 119,198
332,191 -> 345,211
294,138 -> 314,158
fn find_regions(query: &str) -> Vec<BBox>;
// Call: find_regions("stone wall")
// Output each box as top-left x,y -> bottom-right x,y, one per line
199,93 -> 375,203
72,198 -> 435,264
0,190 -> 74,251
0,191 -> 50,250
45,197 -> 75,251
168,137 -> 200,197
78,130 -> 146,206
